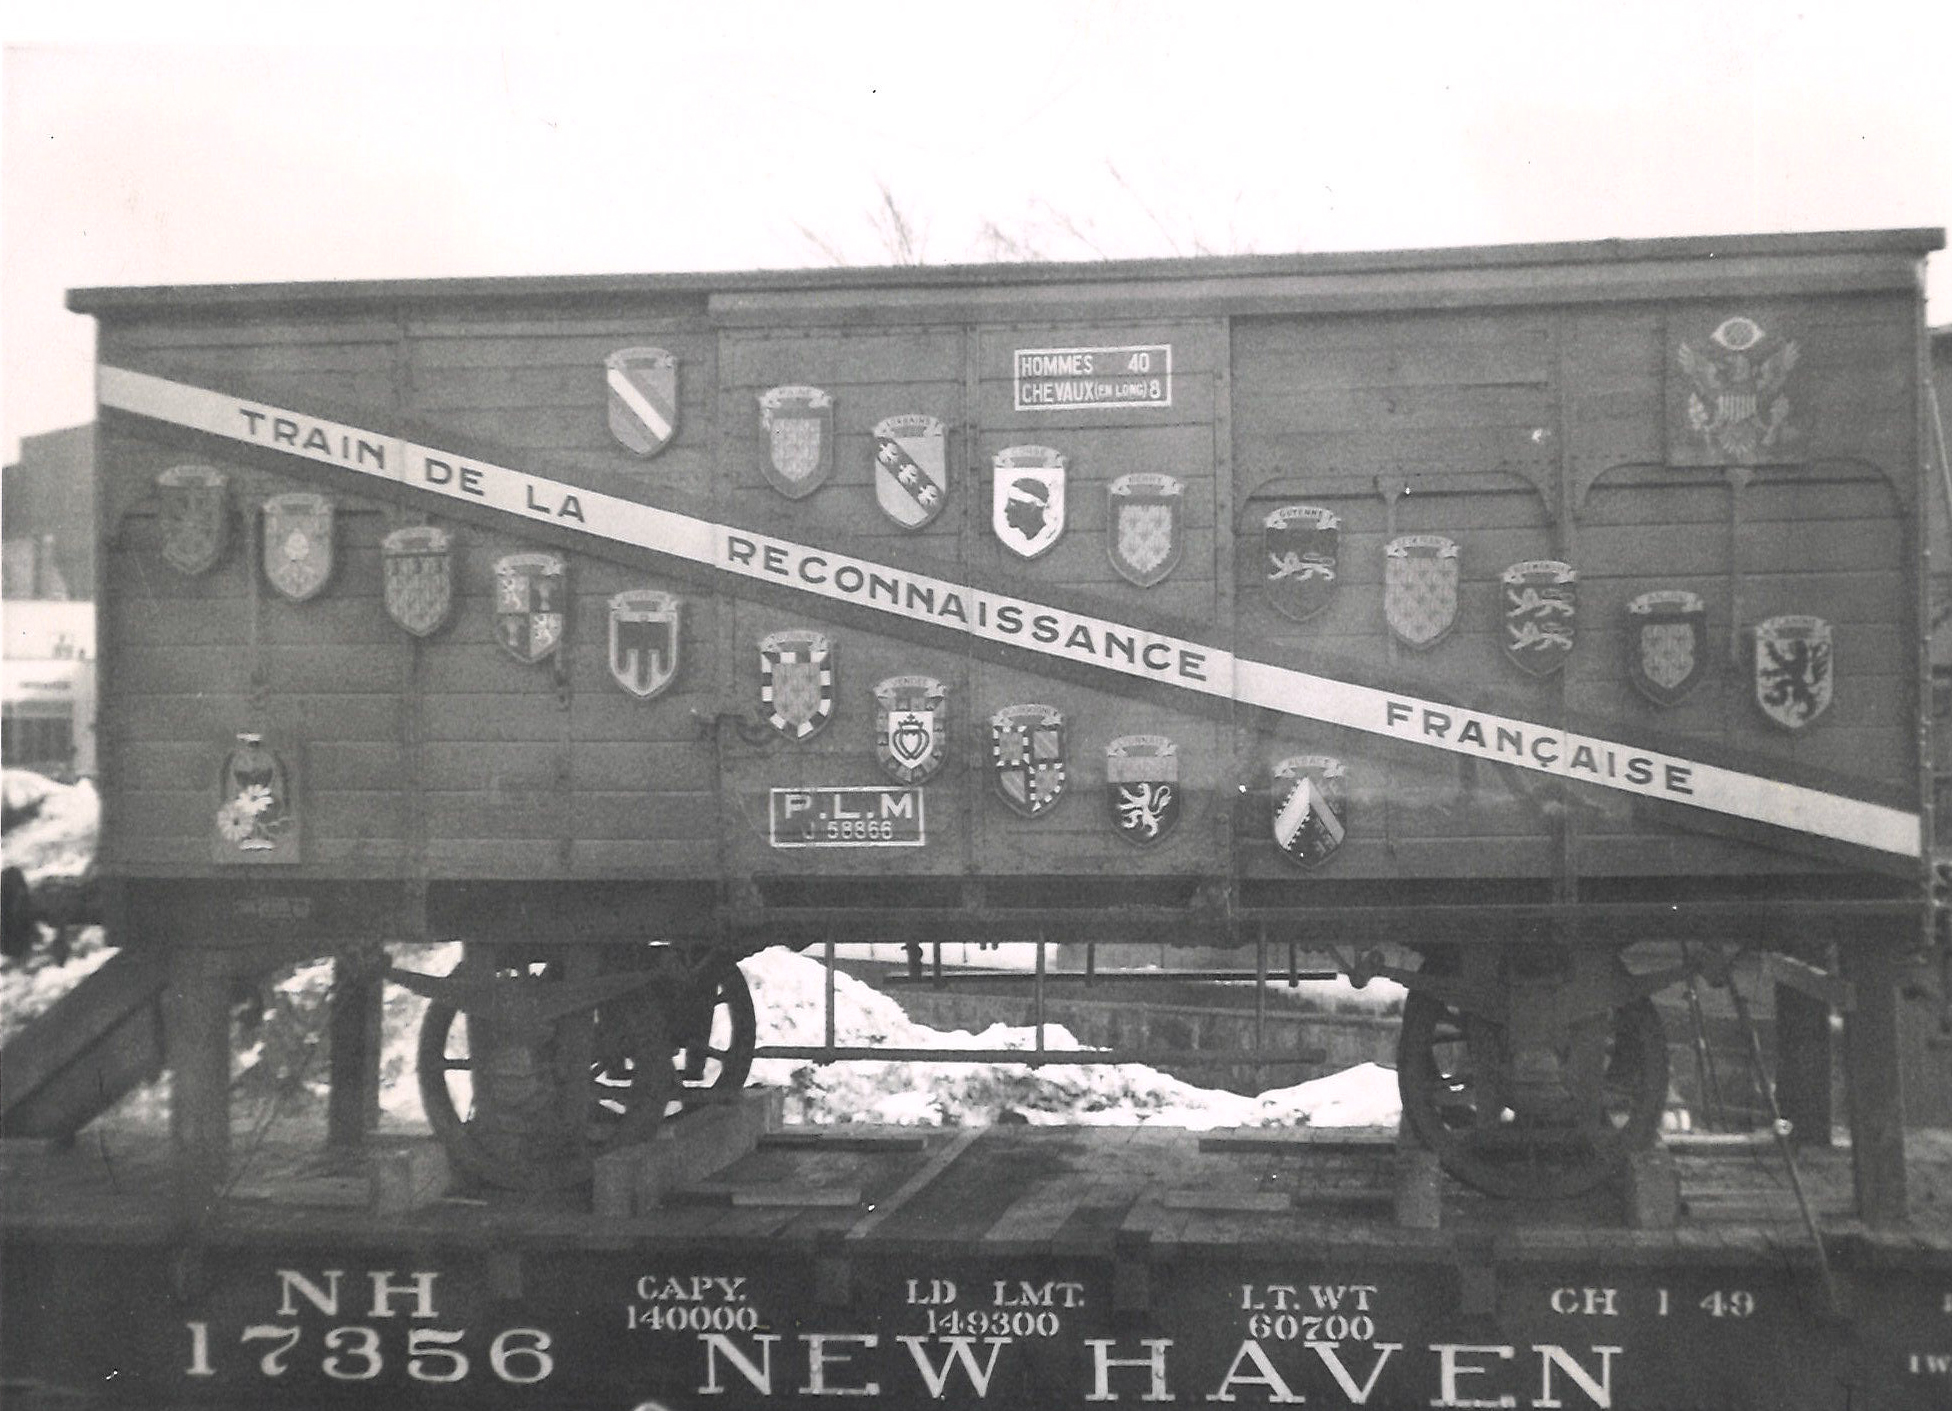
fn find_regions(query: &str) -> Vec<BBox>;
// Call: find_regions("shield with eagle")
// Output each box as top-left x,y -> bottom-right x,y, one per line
381,526 -> 454,638
1106,735 -> 1180,847
157,465 -> 230,577
494,552 -> 567,665
992,446 -> 1067,560
991,704 -> 1066,818
605,347 -> 680,458
261,492 -> 335,602
1754,615 -> 1832,730
872,415 -> 948,529
1271,755 -> 1348,869
1671,314 -> 1804,466
760,630 -> 835,740
1384,534 -> 1460,648
1626,590 -> 1707,706
874,675 -> 947,785
1263,505 -> 1339,622
1107,473 -> 1183,588
608,589 -> 682,699
758,385 -> 835,499
1502,560 -> 1577,677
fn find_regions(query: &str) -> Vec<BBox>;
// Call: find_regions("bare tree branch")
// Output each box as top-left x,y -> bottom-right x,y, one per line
793,221 -> 852,268
1105,160 -> 1182,256
1034,198 -> 1109,260
868,179 -> 926,265
977,220 -> 1046,263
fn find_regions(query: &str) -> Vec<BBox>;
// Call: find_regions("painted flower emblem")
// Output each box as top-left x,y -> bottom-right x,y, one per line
216,784 -> 276,843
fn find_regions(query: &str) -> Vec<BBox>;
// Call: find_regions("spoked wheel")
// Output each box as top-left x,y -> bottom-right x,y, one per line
416,953 -> 679,1191
1397,951 -> 1669,1200
670,955 -> 758,1111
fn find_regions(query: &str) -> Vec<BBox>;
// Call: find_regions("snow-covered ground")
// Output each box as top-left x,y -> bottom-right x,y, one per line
2,769 -> 97,883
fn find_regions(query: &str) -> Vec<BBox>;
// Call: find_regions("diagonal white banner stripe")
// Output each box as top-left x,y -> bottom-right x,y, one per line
96,364 -> 1923,858
607,366 -> 674,443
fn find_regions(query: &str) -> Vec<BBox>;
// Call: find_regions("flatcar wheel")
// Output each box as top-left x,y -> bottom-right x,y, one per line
416,957 -> 679,1191
672,956 -> 758,1111
1397,960 -> 1669,1200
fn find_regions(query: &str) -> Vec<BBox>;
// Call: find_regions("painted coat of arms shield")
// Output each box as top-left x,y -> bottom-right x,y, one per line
213,732 -> 300,864
1271,755 -> 1348,869
606,347 -> 680,458
760,630 -> 835,740
1671,314 -> 1804,466
1502,561 -> 1577,676
1106,735 -> 1180,847
1626,590 -> 1707,706
758,386 -> 835,499
494,552 -> 567,665
874,675 -> 947,784
1384,534 -> 1460,648
991,704 -> 1066,818
608,589 -> 682,699
992,446 -> 1067,560
262,492 -> 335,602
1754,615 -> 1832,730
382,526 -> 454,637
157,465 -> 230,577
1107,474 -> 1183,588
872,415 -> 948,529
1263,505 -> 1339,622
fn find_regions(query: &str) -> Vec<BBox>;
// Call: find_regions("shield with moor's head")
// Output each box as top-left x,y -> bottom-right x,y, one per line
872,415 -> 948,530
606,347 -> 680,458
758,386 -> 835,499
1263,505 -> 1339,622
760,630 -> 835,740
874,675 -> 947,785
1271,755 -> 1348,869
1502,561 -> 1577,677
992,446 -> 1067,560
1384,534 -> 1460,648
1754,615 -> 1832,730
382,526 -> 454,637
991,704 -> 1066,818
609,589 -> 681,699
1626,590 -> 1707,706
1107,474 -> 1183,588
494,552 -> 567,665
157,465 -> 230,577
262,492 -> 335,602
1107,735 -> 1180,847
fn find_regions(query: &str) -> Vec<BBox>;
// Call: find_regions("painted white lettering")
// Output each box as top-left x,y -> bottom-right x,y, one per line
1204,1340 -> 1305,1403
801,1333 -> 880,1396
1532,1345 -> 1619,1408
277,1269 -> 342,1318
1085,1338 -> 1174,1402
896,1336 -> 1007,1398
1430,1343 -> 1516,1408
1311,1342 -> 1400,1405
698,1333 -> 778,1395
367,1270 -> 439,1320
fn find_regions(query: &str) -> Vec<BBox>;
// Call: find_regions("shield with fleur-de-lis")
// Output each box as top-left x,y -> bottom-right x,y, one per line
992,704 -> 1066,818
608,590 -> 681,699
1263,505 -> 1339,622
494,552 -> 567,666
1754,615 -> 1832,730
760,630 -> 835,740
1502,561 -> 1577,677
1271,755 -> 1348,869
872,415 -> 948,529
1384,534 -> 1460,649
1107,474 -> 1183,588
157,465 -> 230,577
382,526 -> 454,638
606,346 -> 680,458
1626,590 -> 1707,706
261,492 -> 335,602
1106,735 -> 1180,847
874,675 -> 947,784
758,386 -> 834,499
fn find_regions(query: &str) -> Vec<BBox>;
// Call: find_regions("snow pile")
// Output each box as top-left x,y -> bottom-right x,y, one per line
2,770 -> 98,882
0,926 -> 114,1046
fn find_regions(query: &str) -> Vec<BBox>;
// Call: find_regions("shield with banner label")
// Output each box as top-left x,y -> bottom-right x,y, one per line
1107,473 -> 1183,588
872,415 -> 948,529
1106,735 -> 1179,846
381,526 -> 453,638
1384,534 -> 1460,648
874,675 -> 947,784
494,552 -> 567,665
1263,506 -> 1339,622
261,492 -> 335,602
1626,590 -> 1707,706
1754,615 -> 1832,730
156,465 -> 230,577
992,446 -> 1067,560
605,347 -> 680,458
1502,561 -> 1577,677
991,704 -> 1066,818
760,630 -> 835,740
608,589 -> 681,699
1271,755 -> 1348,868
758,386 -> 835,499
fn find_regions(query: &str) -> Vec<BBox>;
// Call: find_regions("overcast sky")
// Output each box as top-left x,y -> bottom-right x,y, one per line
4,2 -> 1949,463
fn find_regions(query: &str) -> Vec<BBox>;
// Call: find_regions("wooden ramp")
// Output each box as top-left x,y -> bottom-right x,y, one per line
0,948 -> 167,1139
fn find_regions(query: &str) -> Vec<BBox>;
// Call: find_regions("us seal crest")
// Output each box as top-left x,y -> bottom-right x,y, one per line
156,465 -> 230,577
1754,615 -> 1832,730
1107,473 -> 1183,588
872,415 -> 948,529
760,630 -> 835,740
1384,534 -> 1460,649
1502,561 -> 1576,677
1106,735 -> 1179,846
874,675 -> 947,784
1263,505 -> 1339,622
606,347 -> 680,458
1271,755 -> 1347,869
381,526 -> 453,638
261,492 -> 335,602
1626,590 -> 1707,706
992,446 -> 1067,560
494,552 -> 567,666
991,704 -> 1066,818
758,385 -> 835,499
1672,314 -> 1803,465
608,590 -> 682,699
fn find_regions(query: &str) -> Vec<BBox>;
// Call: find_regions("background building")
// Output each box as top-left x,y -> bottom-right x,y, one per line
3,425 -> 96,777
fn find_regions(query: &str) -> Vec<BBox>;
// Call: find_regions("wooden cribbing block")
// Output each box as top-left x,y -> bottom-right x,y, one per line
1623,1147 -> 1680,1230
594,1090 -> 783,1215
1393,1146 -> 1443,1230
370,1141 -> 451,1216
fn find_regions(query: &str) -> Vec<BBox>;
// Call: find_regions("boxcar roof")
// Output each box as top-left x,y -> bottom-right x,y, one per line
67,227 -> 1944,318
